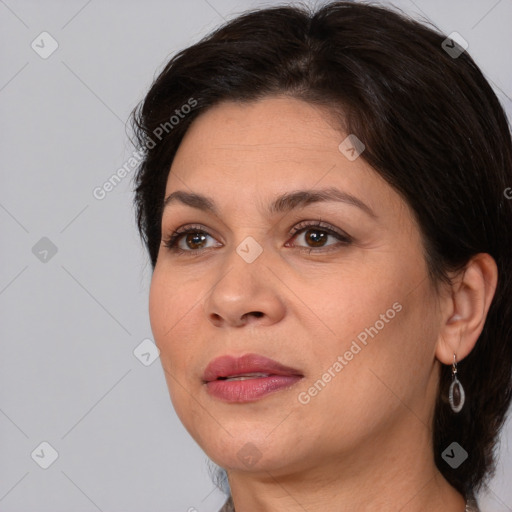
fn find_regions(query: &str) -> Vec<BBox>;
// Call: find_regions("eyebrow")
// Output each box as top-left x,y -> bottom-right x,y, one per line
162,187 -> 376,218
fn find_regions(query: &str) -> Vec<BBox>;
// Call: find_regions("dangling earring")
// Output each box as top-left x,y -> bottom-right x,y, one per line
448,354 -> 465,413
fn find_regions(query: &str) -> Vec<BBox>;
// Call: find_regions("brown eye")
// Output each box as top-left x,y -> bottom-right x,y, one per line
303,229 -> 329,247
163,226 -> 220,253
185,232 -> 208,250
287,222 -> 353,252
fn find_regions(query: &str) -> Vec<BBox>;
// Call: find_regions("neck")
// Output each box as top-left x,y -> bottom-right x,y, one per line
225,415 -> 466,512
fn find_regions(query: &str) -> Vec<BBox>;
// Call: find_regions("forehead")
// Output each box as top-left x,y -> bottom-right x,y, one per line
174,96 -> 343,163
164,96 -> 409,225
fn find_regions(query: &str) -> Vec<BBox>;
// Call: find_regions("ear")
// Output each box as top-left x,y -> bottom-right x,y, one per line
435,253 -> 498,364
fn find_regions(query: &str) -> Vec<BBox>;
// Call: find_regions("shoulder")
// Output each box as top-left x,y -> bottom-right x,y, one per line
218,495 -> 235,512
466,495 -> 481,512
217,494 -> 482,511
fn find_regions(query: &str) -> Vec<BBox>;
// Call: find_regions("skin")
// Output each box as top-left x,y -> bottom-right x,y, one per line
149,96 -> 497,512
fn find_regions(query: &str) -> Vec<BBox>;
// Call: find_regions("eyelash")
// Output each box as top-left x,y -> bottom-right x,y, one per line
161,221 -> 353,256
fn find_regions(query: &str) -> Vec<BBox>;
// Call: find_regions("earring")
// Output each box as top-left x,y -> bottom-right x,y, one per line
448,354 -> 465,413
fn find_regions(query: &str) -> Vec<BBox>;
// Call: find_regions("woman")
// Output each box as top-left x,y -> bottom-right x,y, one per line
130,2 -> 512,511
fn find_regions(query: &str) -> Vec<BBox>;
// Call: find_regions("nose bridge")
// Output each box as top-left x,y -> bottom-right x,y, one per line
203,234 -> 285,326
213,234 -> 266,301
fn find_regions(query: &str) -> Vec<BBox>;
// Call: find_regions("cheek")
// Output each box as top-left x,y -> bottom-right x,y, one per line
148,266 -> 200,364
301,259 -> 402,345
295,288 -> 437,443
149,268 -> 203,418
305,253 -> 435,389
149,267 -> 173,343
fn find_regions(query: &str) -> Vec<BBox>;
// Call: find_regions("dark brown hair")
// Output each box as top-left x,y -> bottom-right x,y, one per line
131,1 -> 512,499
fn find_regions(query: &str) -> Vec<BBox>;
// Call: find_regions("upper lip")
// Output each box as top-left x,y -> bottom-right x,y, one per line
202,353 -> 303,383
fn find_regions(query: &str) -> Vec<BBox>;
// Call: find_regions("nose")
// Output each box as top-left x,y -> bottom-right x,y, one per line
203,243 -> 286,328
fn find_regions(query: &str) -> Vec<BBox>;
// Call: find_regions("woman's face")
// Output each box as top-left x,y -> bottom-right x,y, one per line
149,96 -> 444,477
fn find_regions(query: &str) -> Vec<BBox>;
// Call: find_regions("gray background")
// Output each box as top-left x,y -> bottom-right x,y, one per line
0,0 -> 511,511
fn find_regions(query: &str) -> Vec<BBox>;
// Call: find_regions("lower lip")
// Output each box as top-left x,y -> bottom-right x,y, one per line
205,375 -> 303,402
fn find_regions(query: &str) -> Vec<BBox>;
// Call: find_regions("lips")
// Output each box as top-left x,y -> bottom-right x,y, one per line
202,353 -> 303,383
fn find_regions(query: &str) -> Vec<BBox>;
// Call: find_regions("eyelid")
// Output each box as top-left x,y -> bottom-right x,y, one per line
161,223 -> 220,252
285,220 -> 353,251
162,220 -> 352,254
288,220 -> 350,239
